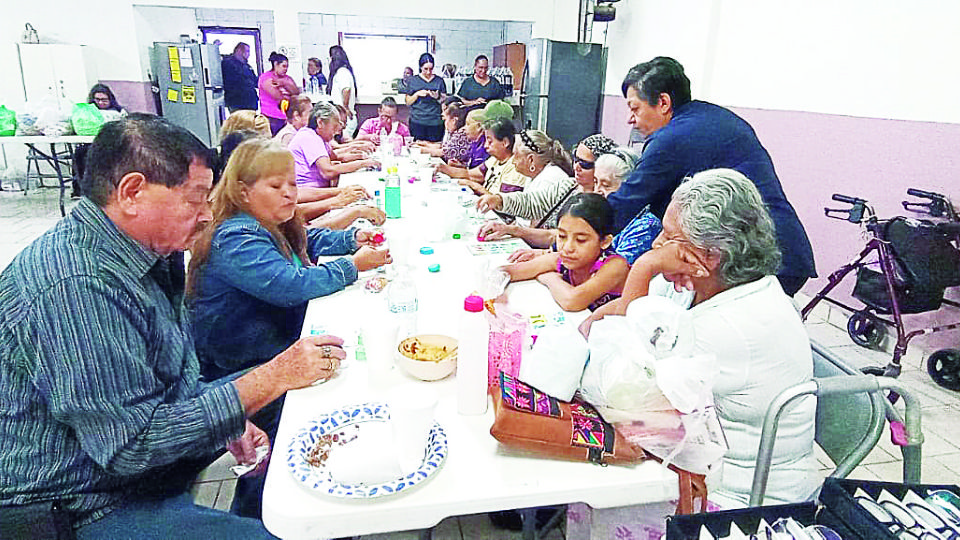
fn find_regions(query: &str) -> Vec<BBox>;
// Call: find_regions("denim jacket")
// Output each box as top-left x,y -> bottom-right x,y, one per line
190,213 -> 359,380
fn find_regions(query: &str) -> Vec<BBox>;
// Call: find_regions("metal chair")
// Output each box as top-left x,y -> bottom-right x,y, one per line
749,341 -> 924,506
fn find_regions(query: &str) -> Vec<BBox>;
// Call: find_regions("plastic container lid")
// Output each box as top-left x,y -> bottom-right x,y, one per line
419,246 -> 434,255
452,233 -> 461,239
464,295 -> 484,312
428,264 -> 440,273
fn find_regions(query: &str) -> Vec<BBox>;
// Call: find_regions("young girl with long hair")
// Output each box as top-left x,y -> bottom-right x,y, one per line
502,192 -> 629,312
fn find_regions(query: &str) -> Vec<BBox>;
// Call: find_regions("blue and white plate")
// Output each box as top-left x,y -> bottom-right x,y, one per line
286,402 -> 447,499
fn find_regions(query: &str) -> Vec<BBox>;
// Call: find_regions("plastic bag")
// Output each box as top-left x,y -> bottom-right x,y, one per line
579,295 -> 726,474
15,109 -> 40,136
0,105 -> 16,136
1,166 -> 26,191
35,97 -> 73,136
71,103 -> 104,136
518,325 -> 588,400
580,316 -> 674,417
485,304 -> 526,386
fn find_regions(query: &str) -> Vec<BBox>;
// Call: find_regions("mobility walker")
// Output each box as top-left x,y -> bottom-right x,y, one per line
800,189 -> 960,391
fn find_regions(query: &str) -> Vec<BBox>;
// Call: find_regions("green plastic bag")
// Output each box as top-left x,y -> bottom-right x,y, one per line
71,103 -> 104,136
0,105 -> 16,136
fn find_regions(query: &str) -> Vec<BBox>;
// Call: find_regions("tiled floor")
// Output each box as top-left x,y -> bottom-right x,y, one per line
2,187 -> 958,539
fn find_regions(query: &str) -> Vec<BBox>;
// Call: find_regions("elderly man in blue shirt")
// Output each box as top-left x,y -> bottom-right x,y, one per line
607,56 -> 816,295
0,114 -> 343,539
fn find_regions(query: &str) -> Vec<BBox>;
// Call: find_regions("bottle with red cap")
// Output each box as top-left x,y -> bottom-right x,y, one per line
457,294 -> 489,415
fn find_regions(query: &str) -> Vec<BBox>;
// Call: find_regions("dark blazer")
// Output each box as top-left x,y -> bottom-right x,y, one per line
221,55 -> 259,111
608,100 -> 817,280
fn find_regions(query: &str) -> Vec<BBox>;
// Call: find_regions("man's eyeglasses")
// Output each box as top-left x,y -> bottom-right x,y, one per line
573,156 -> 595,170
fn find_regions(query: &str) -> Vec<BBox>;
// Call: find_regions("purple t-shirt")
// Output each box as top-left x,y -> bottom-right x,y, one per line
467,133 -> 488,169
288,127 -> 331,188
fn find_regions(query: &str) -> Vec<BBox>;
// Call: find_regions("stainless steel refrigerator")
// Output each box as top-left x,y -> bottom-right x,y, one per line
521,39 -> 607,152
151,41 -> 225,147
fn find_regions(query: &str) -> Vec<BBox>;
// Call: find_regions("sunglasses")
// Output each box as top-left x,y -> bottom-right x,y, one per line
749,517 -> 845,540
855,496 -> 944,540
574,156 -> 595,170
927,490 -> 960,524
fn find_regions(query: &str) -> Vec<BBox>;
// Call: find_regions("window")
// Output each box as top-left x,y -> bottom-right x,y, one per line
340,33 -> 433,97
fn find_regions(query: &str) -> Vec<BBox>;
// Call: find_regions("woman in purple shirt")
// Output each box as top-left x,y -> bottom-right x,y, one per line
287,101 -> 376,188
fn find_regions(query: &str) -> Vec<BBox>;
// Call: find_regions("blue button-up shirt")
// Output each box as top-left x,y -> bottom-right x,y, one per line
0,198 -> 245,525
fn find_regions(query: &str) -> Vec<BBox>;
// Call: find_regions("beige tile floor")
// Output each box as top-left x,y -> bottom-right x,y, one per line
2,187 -> 958,539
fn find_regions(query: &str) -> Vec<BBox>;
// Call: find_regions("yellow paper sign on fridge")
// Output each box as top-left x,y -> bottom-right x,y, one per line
182,86 -> 196,103
168,46 -> 182,83
167,89 -> 179,102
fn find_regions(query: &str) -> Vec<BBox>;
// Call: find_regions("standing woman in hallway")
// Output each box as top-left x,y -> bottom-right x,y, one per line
404,52 -> 447,142
328,45 -> 359,139
259,51 -> 301,136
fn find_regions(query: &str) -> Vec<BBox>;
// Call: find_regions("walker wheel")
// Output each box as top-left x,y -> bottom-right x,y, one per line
847,311 -> 886,349
927,349 -> 960,391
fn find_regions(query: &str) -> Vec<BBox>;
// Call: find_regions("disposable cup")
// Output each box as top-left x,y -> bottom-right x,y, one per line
387,383 -> 438,475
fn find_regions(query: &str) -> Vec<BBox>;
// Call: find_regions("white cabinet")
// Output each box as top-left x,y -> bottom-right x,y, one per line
17,44 -> 97,108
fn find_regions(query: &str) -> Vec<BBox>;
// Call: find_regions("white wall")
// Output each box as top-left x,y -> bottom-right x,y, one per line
1,0 -> 576,111
599,0 -> 960,124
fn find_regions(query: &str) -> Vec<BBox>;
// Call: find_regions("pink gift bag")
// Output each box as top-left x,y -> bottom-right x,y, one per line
485,306 -> 526,386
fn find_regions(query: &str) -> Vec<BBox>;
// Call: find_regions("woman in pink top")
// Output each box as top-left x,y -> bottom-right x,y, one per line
259,51 -> 301,136
288,101 -> 377,188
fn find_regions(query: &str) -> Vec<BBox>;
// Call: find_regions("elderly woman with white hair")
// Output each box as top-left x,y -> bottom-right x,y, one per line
582,168 -> 818,510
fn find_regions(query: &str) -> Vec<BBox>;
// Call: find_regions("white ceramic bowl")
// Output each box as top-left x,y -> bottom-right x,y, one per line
395,334 -> 458,381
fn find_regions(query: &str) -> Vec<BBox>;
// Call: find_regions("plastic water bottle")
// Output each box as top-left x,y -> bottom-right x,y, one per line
458,295 -> 489,415
379,127 -> 388,152
387,270 -> 418,341
385,167 -> 401,218
457,187 -> 472,207
374,189 -> 383,211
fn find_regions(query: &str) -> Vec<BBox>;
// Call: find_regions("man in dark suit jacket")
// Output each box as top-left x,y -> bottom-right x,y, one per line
607,56 -> 816,295
221,43 -> 259,112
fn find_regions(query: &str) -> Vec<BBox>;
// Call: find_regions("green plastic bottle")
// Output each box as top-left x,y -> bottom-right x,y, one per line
385,166 -> 401,218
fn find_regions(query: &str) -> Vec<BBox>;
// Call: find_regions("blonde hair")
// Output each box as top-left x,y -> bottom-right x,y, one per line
220,110 -> 271,140
187,138 -> 311,299
466,109 -> 485,125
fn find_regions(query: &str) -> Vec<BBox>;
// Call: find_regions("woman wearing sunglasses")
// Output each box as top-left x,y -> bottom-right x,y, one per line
476,134 -> 617,250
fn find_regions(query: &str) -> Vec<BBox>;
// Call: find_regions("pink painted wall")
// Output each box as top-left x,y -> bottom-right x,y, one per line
99,80 -> 156,114
601,94 -> 960,351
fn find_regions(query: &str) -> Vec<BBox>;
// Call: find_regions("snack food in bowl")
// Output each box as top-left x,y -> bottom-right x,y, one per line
396,334 -> 458,381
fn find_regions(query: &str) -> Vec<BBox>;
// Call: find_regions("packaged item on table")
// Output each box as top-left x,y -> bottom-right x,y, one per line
0,105 -> 16,136
485,304 -> 525,387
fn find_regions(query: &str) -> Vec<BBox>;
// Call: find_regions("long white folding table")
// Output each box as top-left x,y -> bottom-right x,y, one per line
261,165 -> 679,539
0,135 -> 94,216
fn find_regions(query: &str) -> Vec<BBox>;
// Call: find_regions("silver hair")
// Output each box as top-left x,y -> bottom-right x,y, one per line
308,101 -> 339,128
594,147 -> 640,189
672,168 -> 781,288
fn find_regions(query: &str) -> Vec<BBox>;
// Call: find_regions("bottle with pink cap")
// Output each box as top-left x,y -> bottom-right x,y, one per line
457,294 -> 489,415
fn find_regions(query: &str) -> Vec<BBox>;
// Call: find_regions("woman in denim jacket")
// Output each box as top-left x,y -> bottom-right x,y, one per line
187,138 -> 391,382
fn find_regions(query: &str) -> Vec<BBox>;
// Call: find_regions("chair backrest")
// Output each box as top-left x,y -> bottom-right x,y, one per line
749,342 -> 886,506
811,344 -> 885,477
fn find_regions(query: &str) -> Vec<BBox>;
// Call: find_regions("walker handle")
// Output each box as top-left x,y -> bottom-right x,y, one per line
906,188 -> 938,200
831,193 -> 864,205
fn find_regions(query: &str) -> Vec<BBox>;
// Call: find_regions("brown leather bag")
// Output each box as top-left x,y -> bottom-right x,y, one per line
488,373 -> 708,514
489,374 -> 645,465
